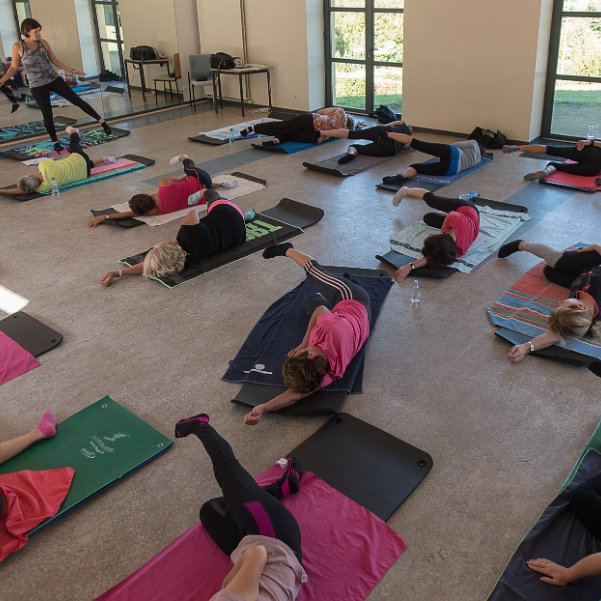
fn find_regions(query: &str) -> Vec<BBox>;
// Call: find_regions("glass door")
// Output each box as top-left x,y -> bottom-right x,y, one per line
325,0 -> 404,114
91,0 -> 124,79
11,0 -> 32,32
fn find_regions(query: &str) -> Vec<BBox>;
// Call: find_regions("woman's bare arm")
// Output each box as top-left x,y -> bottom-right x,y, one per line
42,40 -> 84,76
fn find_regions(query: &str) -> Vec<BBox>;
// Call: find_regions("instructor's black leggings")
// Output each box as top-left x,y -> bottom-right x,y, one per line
304,260 -> 372,322
196,424 -> 303,562
253,114 -> 318,144
569,473 -> 601,539
408,138 -> 453,175
545,144 -> 601,177
182,157 -> 213,189
420,192 -> 479,230
68,131 -> 93,176
30,76 -> 103,142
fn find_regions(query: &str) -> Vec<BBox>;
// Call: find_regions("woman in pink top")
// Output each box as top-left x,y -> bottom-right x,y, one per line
86,154 -> 236,227
174,413 -> 307,601
244,243 -> 371,426
391,187 -> 480,281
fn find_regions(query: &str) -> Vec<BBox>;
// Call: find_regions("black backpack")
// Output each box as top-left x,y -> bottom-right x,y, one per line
370,104 -> 401,124
210,52 -> 236,70
469,126 -> 508,149
129,46 -> 159,61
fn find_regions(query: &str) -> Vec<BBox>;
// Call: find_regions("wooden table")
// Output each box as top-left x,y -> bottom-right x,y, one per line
211,64 -> 272,117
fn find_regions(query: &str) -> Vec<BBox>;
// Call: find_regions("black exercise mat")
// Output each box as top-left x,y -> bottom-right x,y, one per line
0,116 -> 76,144
289,413 -> 433,521
261,197 -> 324,229
121,212 -> 309,288
303,151 -> 399,177
377,180 -> 442,193
520,151 -> 569,161
230,171 -> 267,186
0,312 -> 62,357
487,449 -> 601,601
188,134 -> 228,146
90,208 -> 142,228
0,127 -> 130,161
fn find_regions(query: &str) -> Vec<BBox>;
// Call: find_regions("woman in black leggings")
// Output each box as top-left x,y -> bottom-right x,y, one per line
0,19 -> 111,152
174,414 -> 307,600
503,140 -> 601,180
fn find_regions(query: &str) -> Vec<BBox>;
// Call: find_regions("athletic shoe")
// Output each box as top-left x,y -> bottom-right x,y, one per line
263,457 -> 303,500
382,174 -> 406,185
104,156 -> 117,163
219,178 -> 239,189
10,103 -> 19,113
175,413 -> 210,438
169,154 -> 189,165
101,122 -> 112,135
524,170 -> 548,181
65,125 -> 79,135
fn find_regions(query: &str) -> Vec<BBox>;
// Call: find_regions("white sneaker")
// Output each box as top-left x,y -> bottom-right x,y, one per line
220,178 -> 239,189
392,186 -> 408,207
169,154 -> 189,165
65,125 -> 79,135
104,156 -> 117,163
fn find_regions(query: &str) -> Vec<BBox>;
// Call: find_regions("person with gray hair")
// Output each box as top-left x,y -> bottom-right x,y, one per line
3,126 -> 115,196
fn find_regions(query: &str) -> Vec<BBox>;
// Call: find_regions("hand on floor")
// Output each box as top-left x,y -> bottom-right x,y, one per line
86,216 -> 105,228
99,271 -> 117,287
507,343 -> 529,363
527,558 -> 571,586
244,407 -> 263,426
394,264 -> 412,282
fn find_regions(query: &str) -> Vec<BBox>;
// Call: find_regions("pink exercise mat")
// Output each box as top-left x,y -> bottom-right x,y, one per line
96,466 -> 407,601
543,169 -> 601,191
0,332 -> 39,385
91,158 -> 139,175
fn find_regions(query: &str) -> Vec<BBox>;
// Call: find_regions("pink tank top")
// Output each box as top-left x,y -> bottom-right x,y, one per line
157,176 -> 204,214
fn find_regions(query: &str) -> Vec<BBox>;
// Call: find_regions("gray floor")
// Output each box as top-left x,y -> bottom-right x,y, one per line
1,106 -> 599,600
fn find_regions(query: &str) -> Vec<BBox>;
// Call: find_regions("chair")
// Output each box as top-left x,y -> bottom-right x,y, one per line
153,53 -> 181,101
187,54 -> 215,112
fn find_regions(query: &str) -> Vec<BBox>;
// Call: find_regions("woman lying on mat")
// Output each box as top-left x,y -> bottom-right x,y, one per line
86,154 -> 238,227
318,119 -> 413,165
239,106 -> 356,146
390,187 -> 480,282
244,243 -> 371,426
379,133 -> 487,186
528,473 -> 601,586
0,18 -> 111,153
98,191 -> 252,286
503,139 -> 601,180
3,126 -> 116,196
175,414 -> 306,600
498,241 -> 601,362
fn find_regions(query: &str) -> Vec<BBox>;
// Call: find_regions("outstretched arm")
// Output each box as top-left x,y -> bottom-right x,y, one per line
244,388 -> 312,426
1,186 -> 26,196
528,553 -> 601,586
394,257 -> 428,282
42,40 -> 84,76
507,330 -> 560,363
99,263 -> 144,287
86,211 -> 136,228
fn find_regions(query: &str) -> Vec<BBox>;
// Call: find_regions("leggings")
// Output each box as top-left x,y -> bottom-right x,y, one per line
304,260 -> 372,322
347,125 -> 397,157
30,76 -> 103,142
68,131 -> 93,176
253,114 -> 317,144
408,138 -> 454,176
520,243 -> 601,289
569,473 -> 601,539
1,82 -> 18,104
546,144 -> 601,177
182,157 -> 212,189
420,192 -> 479,230
196,424 -> 303,562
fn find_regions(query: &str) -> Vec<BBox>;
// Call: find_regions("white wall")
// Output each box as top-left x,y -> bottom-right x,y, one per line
74,0 -> 99,76
402,0 -> 553,140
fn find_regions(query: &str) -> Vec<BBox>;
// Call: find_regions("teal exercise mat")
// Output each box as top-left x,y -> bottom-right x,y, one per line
289,413 -> 432,521
121,200 -> 323,288
0,127 -> 130,161
0,396 -> 172,534
0,312 -> 62,357
0,116 -> 77,144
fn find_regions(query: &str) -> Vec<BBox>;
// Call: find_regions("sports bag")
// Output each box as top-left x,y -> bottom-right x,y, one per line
129,46 -> 159,61
210,52 -> 236,70
469,127 -> 508,149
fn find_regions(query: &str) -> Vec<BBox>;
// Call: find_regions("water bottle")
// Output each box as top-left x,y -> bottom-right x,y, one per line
228,128 -> 236,148
587,123 -> 596,141
50,177 -> 60,198
411,279 -> 421,305
459,192 -> 480,200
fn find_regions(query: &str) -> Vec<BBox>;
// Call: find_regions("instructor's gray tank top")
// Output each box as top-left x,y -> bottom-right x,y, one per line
21,40 -> 57,88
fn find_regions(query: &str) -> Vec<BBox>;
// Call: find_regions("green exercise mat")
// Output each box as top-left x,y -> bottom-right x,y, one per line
0,396 -> 172,533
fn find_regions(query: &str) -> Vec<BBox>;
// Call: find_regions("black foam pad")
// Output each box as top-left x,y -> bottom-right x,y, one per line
261,198 -> 324,229
376,250 -> 456,279
90,208 -> 142,228
303,152 -> 396,177
187,134 -> 228,146
376,180 -> 441,193
289,413 -> 432,521
0,312 -> 62,357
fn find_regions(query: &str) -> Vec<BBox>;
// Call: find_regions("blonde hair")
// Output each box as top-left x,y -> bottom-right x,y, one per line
548,304 -> 593,339
142,241 -> 186,278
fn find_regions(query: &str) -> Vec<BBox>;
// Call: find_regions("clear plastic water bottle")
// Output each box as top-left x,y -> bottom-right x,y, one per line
587,123 -> 596,141
459,192 -> 480,200
50,177 -> 60,198
411,279 -> 421,305
228,128 -> 236,148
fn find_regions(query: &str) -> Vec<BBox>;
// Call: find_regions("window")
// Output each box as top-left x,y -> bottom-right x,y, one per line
90,0 -> 124,78
11,0 -> 31,33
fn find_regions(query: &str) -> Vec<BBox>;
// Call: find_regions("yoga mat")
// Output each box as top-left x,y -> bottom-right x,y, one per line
105,172 -> 266,227
0,312 -> 62,357
0,116 -> 76,143
377,180 -> 442,193
486,449 -> 601,601
0,155 -> 155,201
261,197 -> 324,229
0,127 -> 130,161
96,466 -> 406,601
488,250 -> 601,361
0,331 -> 40,385
290,413 -> 432,521
120,209 -> 316,289
302,150 -> 401,177
188,117 -> 279,145
252,138 -> 334,155
228,267 -> 393,414
540,170 -> 601,193
0,396 -> 172,533
90,208 -> 142,229
520,150 -> 571,161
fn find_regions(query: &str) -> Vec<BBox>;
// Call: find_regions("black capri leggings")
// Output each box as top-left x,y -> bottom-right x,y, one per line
546,144 -> 601,177
182,158 -> 212,188
30,76 -> 103,142
420,192 -> 479,230
347,125 -> 396,157
68,131 -> 93,176
569,472 -> 601,539
408,138 -> 453,176
544,249 -> 601,289
196,424 -> 303,562
304,260 -> 372,322
253,114 -> 317,144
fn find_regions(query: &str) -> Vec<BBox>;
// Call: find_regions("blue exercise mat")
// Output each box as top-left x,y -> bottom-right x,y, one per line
251,138 -> 335,155
223,269 -> 393,393
410,155 -> 493,186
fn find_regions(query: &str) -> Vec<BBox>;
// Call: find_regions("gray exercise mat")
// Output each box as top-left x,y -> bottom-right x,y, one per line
303,152 -> 398,177
289,413 -> 433,521
0,312 -> 62,357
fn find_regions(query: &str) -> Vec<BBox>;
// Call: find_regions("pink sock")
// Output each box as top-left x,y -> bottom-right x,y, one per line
37,411 -> 57,438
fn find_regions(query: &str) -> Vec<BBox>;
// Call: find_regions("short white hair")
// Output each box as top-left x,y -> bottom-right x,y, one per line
143,241 -> 186,278
17,175 -> 42,193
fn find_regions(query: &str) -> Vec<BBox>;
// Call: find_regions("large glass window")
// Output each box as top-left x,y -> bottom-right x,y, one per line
90,0 -> 124,79
325,0 -> 404,114
11,0 -> 31,33
543,0 -> 601,139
